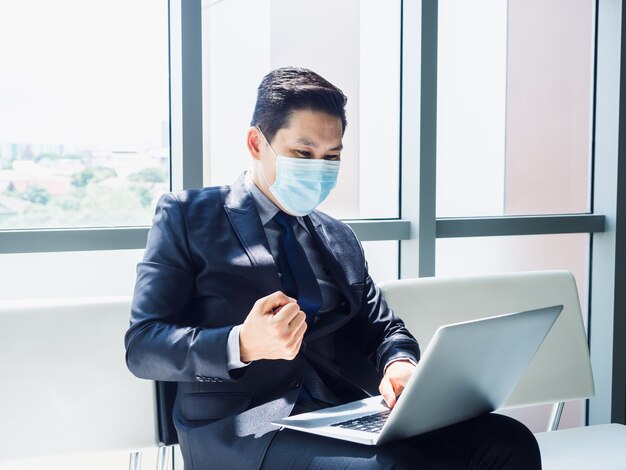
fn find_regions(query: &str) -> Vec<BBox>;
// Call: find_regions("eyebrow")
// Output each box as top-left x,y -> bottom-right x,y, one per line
295,138 -> 343,151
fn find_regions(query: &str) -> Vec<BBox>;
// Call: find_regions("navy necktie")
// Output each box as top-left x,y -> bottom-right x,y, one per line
274,211 -> 322,323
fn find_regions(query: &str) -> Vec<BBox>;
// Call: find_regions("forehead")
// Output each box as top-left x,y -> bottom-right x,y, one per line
275,109 -> 343,147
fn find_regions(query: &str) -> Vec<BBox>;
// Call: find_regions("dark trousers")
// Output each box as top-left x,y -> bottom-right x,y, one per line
261,413 -> 541,469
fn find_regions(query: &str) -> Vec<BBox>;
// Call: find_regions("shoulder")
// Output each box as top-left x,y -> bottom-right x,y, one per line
167,185 -> 231,207
157,185 -> 232,219
310,209 -> 361,247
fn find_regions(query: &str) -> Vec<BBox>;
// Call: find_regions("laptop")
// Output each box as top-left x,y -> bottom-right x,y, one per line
272,305 -> 562,446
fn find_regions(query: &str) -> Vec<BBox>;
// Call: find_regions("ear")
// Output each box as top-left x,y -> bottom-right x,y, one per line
246,126 -> 262,160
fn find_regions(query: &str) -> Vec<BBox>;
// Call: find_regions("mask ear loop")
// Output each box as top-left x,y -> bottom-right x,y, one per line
255,126 -> 278,190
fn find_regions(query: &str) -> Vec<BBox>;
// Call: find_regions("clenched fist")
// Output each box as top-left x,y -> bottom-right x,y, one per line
239,291 -> 308,362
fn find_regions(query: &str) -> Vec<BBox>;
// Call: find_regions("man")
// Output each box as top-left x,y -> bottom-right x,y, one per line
125,67 -> 541,469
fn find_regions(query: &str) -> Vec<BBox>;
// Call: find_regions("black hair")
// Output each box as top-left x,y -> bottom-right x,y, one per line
250,67 -> 347,143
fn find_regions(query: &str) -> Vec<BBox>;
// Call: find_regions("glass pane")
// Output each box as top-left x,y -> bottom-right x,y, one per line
0,448 -> 161,470
436,0 -> 594,217
201,0 -> 401,219
362,240 -> 399,283
436,233 -> 589,431
0,0 -> 170,229
0,250 -> 143,301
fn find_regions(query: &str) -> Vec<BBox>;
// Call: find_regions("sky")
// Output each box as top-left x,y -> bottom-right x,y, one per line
0,0 -> 169,149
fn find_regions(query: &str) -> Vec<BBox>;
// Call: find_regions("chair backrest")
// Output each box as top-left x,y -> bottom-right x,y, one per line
156,381 -> 179,446
0,297 -> 158,462
379,270 -> 594,408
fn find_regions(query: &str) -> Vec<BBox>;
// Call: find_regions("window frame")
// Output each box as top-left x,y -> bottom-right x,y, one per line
400,0 -> 622,426
0,0 -> 622,426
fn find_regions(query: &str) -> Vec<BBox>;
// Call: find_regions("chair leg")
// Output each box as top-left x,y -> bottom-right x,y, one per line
156,445 -> 170,470
129,451 -> 143,470
547,401 -> 565,432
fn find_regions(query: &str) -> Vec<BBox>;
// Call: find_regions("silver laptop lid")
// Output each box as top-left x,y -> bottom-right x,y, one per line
378,305 -> 562,444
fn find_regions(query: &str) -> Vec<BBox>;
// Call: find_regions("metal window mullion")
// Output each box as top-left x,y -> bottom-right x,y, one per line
588,0 -> 625,425
346,220 -> 411,241
399,0 -> 438,280
417,0 -> 438,277
169,0 -> 203,192
436,214 -> 606,238
0,228 -> 150,253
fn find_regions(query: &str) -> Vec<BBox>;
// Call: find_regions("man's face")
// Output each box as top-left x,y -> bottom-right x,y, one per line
251,109 -> 343,210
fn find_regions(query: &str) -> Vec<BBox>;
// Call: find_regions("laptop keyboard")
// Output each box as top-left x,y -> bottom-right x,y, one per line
329,410 -> 391,434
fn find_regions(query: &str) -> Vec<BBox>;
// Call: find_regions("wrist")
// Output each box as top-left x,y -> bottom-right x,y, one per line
239,324 -> 254,363
384,358 -> 417,375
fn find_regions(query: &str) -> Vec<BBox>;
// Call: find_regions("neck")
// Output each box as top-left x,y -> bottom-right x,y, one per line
249,166 -> 286,212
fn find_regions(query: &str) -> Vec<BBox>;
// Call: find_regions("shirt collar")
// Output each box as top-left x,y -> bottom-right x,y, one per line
244,171 -> 280,226
244,171 -> 311,233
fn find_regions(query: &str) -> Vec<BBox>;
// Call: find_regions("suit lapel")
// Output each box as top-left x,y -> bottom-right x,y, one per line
224,174 -> 282,295
301,213 -> 359,341
304,213 -> 355,312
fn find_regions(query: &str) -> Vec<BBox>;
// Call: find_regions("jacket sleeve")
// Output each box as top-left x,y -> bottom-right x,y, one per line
360,268 -> 421,374
124,193 -> 234,383
343,225 -> 420,375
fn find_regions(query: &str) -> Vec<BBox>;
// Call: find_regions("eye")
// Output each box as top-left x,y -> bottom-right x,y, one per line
296,150 -> 312,158
325,154 -> 341,161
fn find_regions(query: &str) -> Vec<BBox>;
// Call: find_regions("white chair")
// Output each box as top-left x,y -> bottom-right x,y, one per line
379,270 -> 626,469
0,297 -> 158,469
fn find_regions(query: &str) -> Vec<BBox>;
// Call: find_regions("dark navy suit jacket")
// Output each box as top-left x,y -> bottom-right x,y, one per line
125,173 -> 420,469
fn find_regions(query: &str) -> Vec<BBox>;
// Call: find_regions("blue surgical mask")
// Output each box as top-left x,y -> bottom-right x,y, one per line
257,128 -> 340,216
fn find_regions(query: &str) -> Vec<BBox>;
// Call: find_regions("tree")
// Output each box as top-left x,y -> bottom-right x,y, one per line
133,186 -> 153,207
128,167 -> 167,184
71,167 -> 117,188
22,185 -> 50,205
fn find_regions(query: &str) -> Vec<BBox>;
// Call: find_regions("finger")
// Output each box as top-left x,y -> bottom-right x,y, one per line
285,318 -> 308,346
257,291 -> 293,315
379,376 -> 397,409
287,310 -> 307,330
391,379 -> 406,398
288,328 -> 306,357
272,302 -> 301,324
292,318 -> 308,340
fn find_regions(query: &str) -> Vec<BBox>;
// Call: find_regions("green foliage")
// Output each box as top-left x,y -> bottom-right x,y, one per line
134,186 -> 153,208
53,188 -> 85,211
4,185 -> 155,228
0,164 -> 168,229
71,166 -> 117,188
128,167 -> 167,184
21,185 -> 50,205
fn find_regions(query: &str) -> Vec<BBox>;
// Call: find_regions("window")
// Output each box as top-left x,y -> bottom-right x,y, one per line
201,0 -> 402,220
433,0 -> 598,431
0,0 -> 170,229
436,0 -> 594,218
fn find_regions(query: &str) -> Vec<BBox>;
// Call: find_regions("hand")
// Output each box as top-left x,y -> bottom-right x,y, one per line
239,291 -> 308,362
379,360 -> 416,409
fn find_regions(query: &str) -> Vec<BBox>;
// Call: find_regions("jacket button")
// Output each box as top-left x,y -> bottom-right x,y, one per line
290,381 -> 300,389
